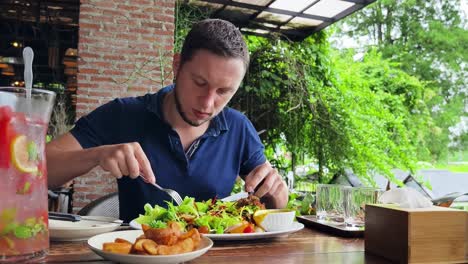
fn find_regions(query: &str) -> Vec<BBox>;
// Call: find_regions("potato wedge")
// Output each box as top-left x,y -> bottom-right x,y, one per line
157,237 -> 195,255
142,239 -> 159,255
114,238 -> 132,245
143,222 -> 181,246
131,238 -> 154,253
102,242 -> 132,254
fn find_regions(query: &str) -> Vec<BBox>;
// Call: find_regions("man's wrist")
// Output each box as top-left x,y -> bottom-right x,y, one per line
82,146 -> 105,169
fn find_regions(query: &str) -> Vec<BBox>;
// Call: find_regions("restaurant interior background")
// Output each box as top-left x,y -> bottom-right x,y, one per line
0,0 -> 79,123
1,0 -> 80,212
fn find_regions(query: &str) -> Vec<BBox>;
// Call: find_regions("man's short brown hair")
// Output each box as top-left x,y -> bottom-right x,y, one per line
180,19 -> 249,72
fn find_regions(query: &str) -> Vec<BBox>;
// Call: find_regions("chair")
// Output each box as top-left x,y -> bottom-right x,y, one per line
48,186 -> 74,213
77,192 -> 119,218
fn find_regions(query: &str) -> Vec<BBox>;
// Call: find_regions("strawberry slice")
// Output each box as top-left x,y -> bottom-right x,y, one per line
0,106 -> 14,168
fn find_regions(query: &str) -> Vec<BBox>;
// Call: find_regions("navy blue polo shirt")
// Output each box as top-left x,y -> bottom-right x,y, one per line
70,84 -> 266,222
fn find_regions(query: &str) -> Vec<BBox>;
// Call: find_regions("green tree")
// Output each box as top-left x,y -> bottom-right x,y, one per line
333,0 -> 468,162
174,3 -> 210,53
331,49 -> 433,184
234,34 -> 431,185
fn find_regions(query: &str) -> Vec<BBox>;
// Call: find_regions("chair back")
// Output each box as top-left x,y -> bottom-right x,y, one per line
77,192 -> 119,218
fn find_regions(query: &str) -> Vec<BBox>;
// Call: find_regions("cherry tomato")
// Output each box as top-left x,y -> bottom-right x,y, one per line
243,224 -> 255,233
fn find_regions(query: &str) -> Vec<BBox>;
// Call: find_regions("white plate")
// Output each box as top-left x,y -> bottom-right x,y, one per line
205,222 -> 304,240
49,217 -> 122,241
129,219 -> 142,230
87,230 -> 213,264
130,220 -> 304,241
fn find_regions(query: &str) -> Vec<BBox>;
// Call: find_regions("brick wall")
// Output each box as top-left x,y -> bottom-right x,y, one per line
73,0 -> 175,213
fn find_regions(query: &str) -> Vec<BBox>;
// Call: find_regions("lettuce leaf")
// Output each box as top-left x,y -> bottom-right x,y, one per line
135,196 -> 262,233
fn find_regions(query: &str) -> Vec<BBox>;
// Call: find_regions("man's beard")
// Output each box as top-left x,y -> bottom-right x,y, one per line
174,86 -> 210,127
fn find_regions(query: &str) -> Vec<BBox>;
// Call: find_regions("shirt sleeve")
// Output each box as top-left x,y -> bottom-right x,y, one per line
239,115 -> 266,176
70,99 -> 122,149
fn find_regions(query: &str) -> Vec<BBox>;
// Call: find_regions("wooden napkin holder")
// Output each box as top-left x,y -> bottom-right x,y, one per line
365,204 -> 467,264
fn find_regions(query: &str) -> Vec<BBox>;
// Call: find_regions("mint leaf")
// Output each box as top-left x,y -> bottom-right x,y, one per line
14,226 -> 32,239
27,141 -> 38,161
0,222 -> 18,236
16,181 -> 31,194
32,223 -> 45,234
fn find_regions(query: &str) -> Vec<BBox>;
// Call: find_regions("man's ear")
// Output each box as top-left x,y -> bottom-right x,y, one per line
173,53 -> 181,78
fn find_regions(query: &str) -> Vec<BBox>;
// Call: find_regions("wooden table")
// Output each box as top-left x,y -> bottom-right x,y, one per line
43,227 -> 393,263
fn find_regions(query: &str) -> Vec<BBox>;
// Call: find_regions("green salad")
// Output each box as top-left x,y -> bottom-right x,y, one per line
136,196 -> 262,234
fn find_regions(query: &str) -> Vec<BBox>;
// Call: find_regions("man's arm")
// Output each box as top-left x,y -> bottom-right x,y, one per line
47,133 -> 98,188
46,133 -> 155,189
244,161 -> 289,209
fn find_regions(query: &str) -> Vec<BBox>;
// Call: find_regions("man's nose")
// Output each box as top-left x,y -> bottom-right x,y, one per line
199,89 -> 216,109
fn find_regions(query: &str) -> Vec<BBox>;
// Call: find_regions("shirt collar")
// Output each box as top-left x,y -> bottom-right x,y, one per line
147,84 -> 229,137
206,108 -> 229,137
146,84 -> 173,120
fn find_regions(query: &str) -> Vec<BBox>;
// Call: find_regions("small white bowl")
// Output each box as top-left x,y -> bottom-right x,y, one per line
253,209 -> 296,231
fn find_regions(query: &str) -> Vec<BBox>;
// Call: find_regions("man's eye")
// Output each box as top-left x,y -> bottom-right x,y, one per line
218,89 -> 230,95
194,80 -> 206,86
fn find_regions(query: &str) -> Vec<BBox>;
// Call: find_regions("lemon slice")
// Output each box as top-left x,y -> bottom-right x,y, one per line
253,210 -> 269,227
225,221 -> 250,233
11,135 -> 38,173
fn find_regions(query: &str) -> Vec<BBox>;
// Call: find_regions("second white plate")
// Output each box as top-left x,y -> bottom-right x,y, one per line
130,220 -> 304,241
88,230 -> 213,264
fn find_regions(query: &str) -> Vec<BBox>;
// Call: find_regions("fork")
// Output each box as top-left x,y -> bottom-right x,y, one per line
140,175 -> 183,205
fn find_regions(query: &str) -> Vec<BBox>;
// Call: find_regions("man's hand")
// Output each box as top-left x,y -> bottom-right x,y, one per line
97,142 -> 155,184
244,161 -> 288,209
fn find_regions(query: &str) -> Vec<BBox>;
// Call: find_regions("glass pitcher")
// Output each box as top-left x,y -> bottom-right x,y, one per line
0,87 -> 55,262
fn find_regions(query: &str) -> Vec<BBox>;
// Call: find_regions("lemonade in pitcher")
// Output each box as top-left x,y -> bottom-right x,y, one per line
0,87 -> 55,261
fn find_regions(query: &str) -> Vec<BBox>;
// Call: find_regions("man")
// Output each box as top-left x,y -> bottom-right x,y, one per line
47,19 -> 288,222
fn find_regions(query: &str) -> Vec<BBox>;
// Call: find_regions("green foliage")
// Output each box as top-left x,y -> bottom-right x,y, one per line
334,0 -> 468,162
233,33 -> 344,181
332,49 -> 432,184
287,192 -> 315,216
434,163 -> 468,173
174,2 -> 211,53
232,33 -> 431,185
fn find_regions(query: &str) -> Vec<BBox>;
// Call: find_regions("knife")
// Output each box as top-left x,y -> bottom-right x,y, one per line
221,192 -> 249,202
49,212 -> 123,225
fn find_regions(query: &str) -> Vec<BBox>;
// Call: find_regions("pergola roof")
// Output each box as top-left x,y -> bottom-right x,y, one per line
190,0 -> 376,40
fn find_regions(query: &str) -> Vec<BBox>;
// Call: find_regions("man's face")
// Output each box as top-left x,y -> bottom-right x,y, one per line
173,49 -> 246,127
